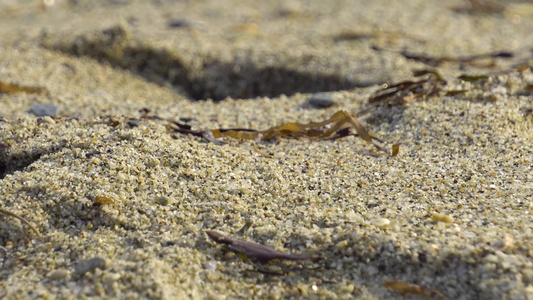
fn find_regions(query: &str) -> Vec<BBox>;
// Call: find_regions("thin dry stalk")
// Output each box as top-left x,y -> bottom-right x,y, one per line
0,208 -> 42,239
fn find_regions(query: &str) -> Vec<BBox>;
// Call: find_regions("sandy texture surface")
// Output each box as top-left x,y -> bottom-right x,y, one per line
1,0 -> 533,299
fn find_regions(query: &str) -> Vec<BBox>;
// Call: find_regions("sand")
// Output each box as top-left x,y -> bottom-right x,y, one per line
1,0 -> 533,299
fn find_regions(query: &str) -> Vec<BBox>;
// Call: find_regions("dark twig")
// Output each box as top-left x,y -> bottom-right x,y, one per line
206,230 -> 321,263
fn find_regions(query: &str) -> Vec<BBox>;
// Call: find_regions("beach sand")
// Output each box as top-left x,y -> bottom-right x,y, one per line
1,0 -> 533,299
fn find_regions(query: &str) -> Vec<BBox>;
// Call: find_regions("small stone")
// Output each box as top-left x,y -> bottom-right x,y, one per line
307,93 -> 337,108
127,119 -> 140,127
390,219 -> 401,232
205,261 -> 217,271
29,103 -> 59,116
75,256 -> 107,275
431,212 -> 454,223
502,234 -> 514,249
102,273 -> 121,289
278,1 -> 302,17
486,254 -> 499,263
336,240 -> 349,250
167,19 -> 204,29
40,116 -> 55,124
372,218 -> 391,229
340,283 -> 355,294
526,285 -> 533,297
154,196 -> 169,206
48,269 -> 70,280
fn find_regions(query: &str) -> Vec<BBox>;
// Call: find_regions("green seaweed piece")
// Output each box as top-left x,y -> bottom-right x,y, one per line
458,75 -> 489,82
368,73 -> 444,105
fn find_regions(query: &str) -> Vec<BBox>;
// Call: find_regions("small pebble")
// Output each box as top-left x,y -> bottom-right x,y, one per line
230,23 -> 258,34
278,1 -> 302,17
372,218 -> 391,229
336,239 -> 349,250
102,273 -> 121,288
431,212 -> 454,223
40,116 -> 55,124
75,256 -> 107,275
48,269 -> 70,280
29,103 -> 59,116
205,261 -> 217,271
167,19 -> 203,29
179,117 -> 196,123
154,196 -> 169,206
390,219 -> 401,232
307,93 -> 337,108
127,119 -> 140,127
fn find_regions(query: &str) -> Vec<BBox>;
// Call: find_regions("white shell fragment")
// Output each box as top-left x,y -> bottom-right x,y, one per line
48,269 -> 70,280
372,218 -> 391,229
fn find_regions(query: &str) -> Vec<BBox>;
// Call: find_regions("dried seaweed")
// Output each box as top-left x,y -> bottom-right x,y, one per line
384,280 -> 444,299
333,30 -> 377,42
355,70 -> 452,121
360,66 -> 523,115
172,110 -> 389,154
0,208 -> 42,239
206,230 -> 321,263
215,110 -> 372,140
445,89 -> 469,96
93,196 -> 116,206
367,71 -> 445,107
517,65 -> 531,73
402,50 -> 512,67
0,80 -> 47,95
392,143 -> 400,157
450,0 -> 506,15
332,30 -> 425,44
372,45 -> 514,68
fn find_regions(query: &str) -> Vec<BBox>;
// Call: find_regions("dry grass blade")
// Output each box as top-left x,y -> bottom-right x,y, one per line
0,208 -> 42,239
0,81 -> 47,95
